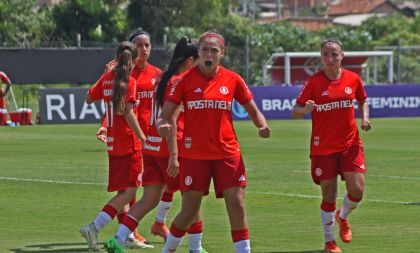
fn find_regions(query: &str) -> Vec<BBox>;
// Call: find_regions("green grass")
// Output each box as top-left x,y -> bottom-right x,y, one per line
0,118 -> 419,252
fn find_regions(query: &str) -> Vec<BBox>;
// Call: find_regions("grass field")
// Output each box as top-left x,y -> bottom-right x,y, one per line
1,118 -> 419,253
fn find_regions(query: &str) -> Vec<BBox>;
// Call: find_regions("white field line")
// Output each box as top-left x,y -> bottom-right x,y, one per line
0,176 -> 417,205
292,170 -> 420,180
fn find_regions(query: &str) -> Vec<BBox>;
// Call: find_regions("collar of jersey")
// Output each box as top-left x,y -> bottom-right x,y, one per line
321,68 -> 346,85
194,64 -> 224,83
133,63 -> 149,75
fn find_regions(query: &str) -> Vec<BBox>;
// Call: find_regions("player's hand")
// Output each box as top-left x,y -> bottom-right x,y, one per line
158,123 -> 172,138
104,60 -> 117,74
0,93 -> 5,98
303,100 -> 316,114
361,120 -> 372,131
259,126 -> 271,138
166,155 -> 179,178
96,127 -> 107,144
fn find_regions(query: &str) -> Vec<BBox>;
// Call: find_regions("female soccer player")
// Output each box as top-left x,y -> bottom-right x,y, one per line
0,71 -> 12,124
291,38 -> 372,252
80,41 -> 148,251
104,36 -> 207,253
157,30 -> 270,253
96,30 -> 163,244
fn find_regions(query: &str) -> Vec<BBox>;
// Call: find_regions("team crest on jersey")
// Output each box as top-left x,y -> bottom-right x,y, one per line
185,137 -> 192,148
185,176 -> 193,186
345,87 -> 352,94
138,173 -> 142,182
314,136 -> 319,146
315,168 -> 322,176
151,78 -> 156,85
220,86 -> 229,94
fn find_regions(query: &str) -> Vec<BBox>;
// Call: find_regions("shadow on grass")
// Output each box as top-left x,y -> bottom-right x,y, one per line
83,149 -> 107,152
254,251 -> 324,253
405,202 -> 420,205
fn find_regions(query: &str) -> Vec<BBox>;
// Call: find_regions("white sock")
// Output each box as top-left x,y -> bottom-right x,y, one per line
114,235 -> 125,246
339,194 -> 361,220
188,233 -> 203,253
233,239 -> 251,253
156,201 -> 172,223
320,208 -> 336,243
115,224 -> 133,243
162,232 -> 184,253
93,211 -> 112,231
127,232 -> 135,239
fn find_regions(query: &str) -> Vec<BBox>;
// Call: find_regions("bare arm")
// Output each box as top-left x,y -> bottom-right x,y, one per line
124,102 -> 146,147
357,99 -> 372,131
291,100 -> 316,119
0,79 -> 11,97
242,99 -> 270,138
165,104 -> 183,178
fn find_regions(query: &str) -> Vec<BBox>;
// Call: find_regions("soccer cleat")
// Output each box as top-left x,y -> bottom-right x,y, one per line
325,241 -> 342,252
80,222 -> 101,251
190,249 -> 209,253
124,237 -> 154,249
104,237 -> 124,253
133,229 -> 150,244
151,221 -> 169,241
335,209 -> 352,243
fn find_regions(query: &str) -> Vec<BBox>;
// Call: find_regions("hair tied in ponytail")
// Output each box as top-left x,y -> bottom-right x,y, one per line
124,46 -> 131,52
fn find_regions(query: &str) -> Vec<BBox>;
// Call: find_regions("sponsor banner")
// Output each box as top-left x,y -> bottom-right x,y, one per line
38,88 -> 104,124
232,84 -> 420,120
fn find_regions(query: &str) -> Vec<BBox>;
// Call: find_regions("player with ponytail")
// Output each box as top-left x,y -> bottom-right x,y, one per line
80,41 -> 150,251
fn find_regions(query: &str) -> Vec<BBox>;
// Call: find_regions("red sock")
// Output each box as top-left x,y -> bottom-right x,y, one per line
187,221 -> 203,234
321,200 -> 336,212
231,228 -> 249,243
170,222 -> 187,238
102,205 -> 118,219
129,198 -> 136,207
122,215 -> 139,232
117,212 -> 128,224
161,192 -> 174,202
348,194 -> 363,202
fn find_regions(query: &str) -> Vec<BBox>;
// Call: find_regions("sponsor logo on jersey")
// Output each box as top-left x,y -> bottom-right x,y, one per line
138,91 -> 154,98
107,145 -> 113,151
345,87 -> 352,94
187,100 -> 232,110
151,78 -> 156,85
322,91 -> 329,96
185,176 -> 193,186
314,136 -> 319,146
169,76 -> 183,96
298,81 -> 309,98
220,86 -> 229,94
104,89 -> 113,96
194,88 -> 202,93
360,164 -> 365,170
144,144 -> 160,151
137,173 -> 142,182
107,137 -> 114,143
147,135 -> 162,143
185,137 -> 192,148
316,100 -> 354,112
315,167 -> 322,176
239,175 -> 246,182
325,221 -> 334,226
103,80 -> 113,85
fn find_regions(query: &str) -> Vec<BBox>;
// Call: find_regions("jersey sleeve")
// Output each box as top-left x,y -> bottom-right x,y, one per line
234,75 -> 253,105
0,72 -> 9,82
295,79 -> 313,106
125,79 -> 137,104
355,78 -> 367,101
165,75 -> 186,105
89,76 -> 105,101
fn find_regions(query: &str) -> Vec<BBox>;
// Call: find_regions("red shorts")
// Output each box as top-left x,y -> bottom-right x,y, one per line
142,154 -> 181,193
108,151 -> 142,192
311,145 -> 366,185
180,156 -> 246,198
0,91 -> 5,109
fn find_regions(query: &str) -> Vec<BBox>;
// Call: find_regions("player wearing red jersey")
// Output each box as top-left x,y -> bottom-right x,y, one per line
104,36 -> 208,253
79,42 -> 150,251
292,38 -> 372,252
0,72 -> 12,124
96,30 -> 163,245
156,30 -> 270,253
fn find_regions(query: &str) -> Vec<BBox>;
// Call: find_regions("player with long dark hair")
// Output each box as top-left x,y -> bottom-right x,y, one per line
104,36 -> 207,253
80,41 -> 149,251
157,29 -> 270,253
292,38 -> 371,252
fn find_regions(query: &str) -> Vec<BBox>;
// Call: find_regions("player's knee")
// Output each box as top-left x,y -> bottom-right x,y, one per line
348,187 -> 364,199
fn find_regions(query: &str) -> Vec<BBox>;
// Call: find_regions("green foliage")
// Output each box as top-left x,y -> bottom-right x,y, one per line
299,4 -> 328,17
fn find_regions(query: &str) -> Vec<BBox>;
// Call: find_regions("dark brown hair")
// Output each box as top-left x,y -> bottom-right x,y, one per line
113,41 -> 138,115
321,37 -> 343,52
199,29 -> 225,50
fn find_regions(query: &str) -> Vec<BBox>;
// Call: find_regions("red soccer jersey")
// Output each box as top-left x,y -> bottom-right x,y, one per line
133,63 -> 162,136
89,72 -> 141,157
166,65 -> 253,160
296,68 -> 367,156
0,71 -> 9,90
143,73 -> 185,157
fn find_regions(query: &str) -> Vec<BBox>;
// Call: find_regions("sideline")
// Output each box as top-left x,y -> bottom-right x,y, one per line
292,170 -> 420,180
0,176 -> 417,205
